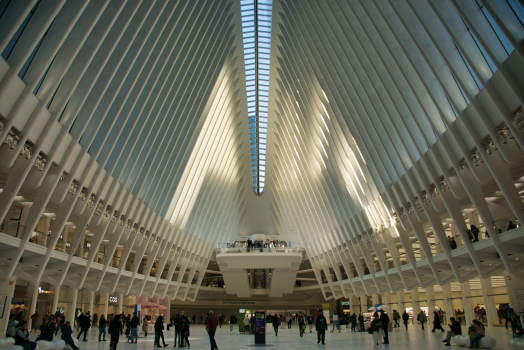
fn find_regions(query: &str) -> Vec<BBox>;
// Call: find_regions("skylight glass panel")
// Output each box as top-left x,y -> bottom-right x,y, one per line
242,0 -> 273,195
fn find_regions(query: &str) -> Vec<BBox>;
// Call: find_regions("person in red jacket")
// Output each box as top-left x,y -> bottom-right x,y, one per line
206,310 -> 219,350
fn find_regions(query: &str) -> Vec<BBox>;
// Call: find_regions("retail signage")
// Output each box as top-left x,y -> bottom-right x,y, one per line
109,296 -> 118,303
38,287 -> 53,294
254,311 -> 265,345
341,301 -> 349,306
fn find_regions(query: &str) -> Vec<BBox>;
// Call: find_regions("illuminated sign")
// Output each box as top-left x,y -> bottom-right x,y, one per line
38,287 -> 53,294
341,301 -> 349,306
109,296 -> 118,303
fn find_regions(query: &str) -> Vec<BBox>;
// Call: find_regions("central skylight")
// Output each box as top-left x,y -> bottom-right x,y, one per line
241,0 -> 272,195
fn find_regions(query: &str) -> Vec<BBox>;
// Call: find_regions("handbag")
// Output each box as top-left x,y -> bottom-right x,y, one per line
367,327 -> 374,334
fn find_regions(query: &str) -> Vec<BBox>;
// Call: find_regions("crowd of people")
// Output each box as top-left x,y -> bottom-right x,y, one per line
6,305 -> 523,350
225,239 -> 290,249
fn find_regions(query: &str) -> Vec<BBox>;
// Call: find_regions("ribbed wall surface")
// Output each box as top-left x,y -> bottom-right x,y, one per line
268,0 -> 524,298
0,0 -> 248,300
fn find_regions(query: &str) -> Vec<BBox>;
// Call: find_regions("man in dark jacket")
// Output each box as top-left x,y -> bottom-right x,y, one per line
379,310 -> 390,344
402,311 -> 409,330
77,313 -> 91,341
129,312 -> 139,343
173,314 -> 182,347
442,317 -> 462,346
358,314 -> 364,331
206,310 -> 218,350
108,315 -> 122,350
297,312 -> 306,337
315,312 -> 328,345
272,314 -> 279,336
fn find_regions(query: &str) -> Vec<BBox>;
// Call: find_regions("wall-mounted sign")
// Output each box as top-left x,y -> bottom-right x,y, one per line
341,301 -> 349,306
38,287 -> 53,294
109,296 -> 118,303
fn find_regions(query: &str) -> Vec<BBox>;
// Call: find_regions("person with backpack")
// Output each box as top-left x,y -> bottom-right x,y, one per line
370,313 -> 383,350
108,315 -> 122,350
392,310 -> 400,328
272,314 -> 280,336
61,321 -> 79,350
402,310 -> 409,330
307,314 -> 314,333
417,310 -> 427,330
98,314 -> 107,342
315,311 -> 328,345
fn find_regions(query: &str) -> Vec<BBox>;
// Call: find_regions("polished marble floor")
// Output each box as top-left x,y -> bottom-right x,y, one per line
52,323 -> 512,350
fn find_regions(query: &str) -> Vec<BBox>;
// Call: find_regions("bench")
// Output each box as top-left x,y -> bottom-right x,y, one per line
36,338 -> 79,350
453,334 -> 497,348
509,337 -> 524,350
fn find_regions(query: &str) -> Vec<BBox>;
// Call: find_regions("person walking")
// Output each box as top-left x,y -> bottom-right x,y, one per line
502,306 -> 511,329
77,313 -> 90,342
61,322 -> 80,350
230,314 -> 237,332
98,314 -> 107,342
417,310 -> 427,330
218,314 -> 223,329
350,313 -> 357,332
280,315 -> 285,330
173,314 -> 181,347
297,312 -> 306,337
442,317 -> 462,346
402,311 -> 409,330
155,316 -> 169,348
315,311 -> 328,345
206,310 -> 218,350
370,312 -> 383,350
392,310 -> 400,328
180,318 -> 190,350
307,314 -> 314,333
330,311 -> 341,333
108,315 -> 122,350
154,316 -> 168,348
30,311 -> 39,333
129,312 -> 138,343
142,316 -> 149,337
432,311 -> 445,333
358,314 -> 365,331
287,316 -> 292,329
272,315 -> 279,336
379,310 -> 390,344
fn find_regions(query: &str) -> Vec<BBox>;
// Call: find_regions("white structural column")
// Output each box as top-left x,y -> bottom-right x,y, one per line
426,286 -> 436,326
29,282 -> 39,320
479,278 -> 498,327
360,294 -> 368,314
372,293 -> 380,307
384,292 -> 391,311
442,284 -> 454,324
0,277 -> 17,336
88,291 -> 94,316
51,286 -> 60,314
117,294 -> 123,315
460,281 -> 475,325
397,291 -> 405,313
101,292 -> 109,317
67,289 -> 78,324
350,296 -> 360,315
411,289 -> 420,317
504,272 -> 524,314
165,299 -> 170,321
